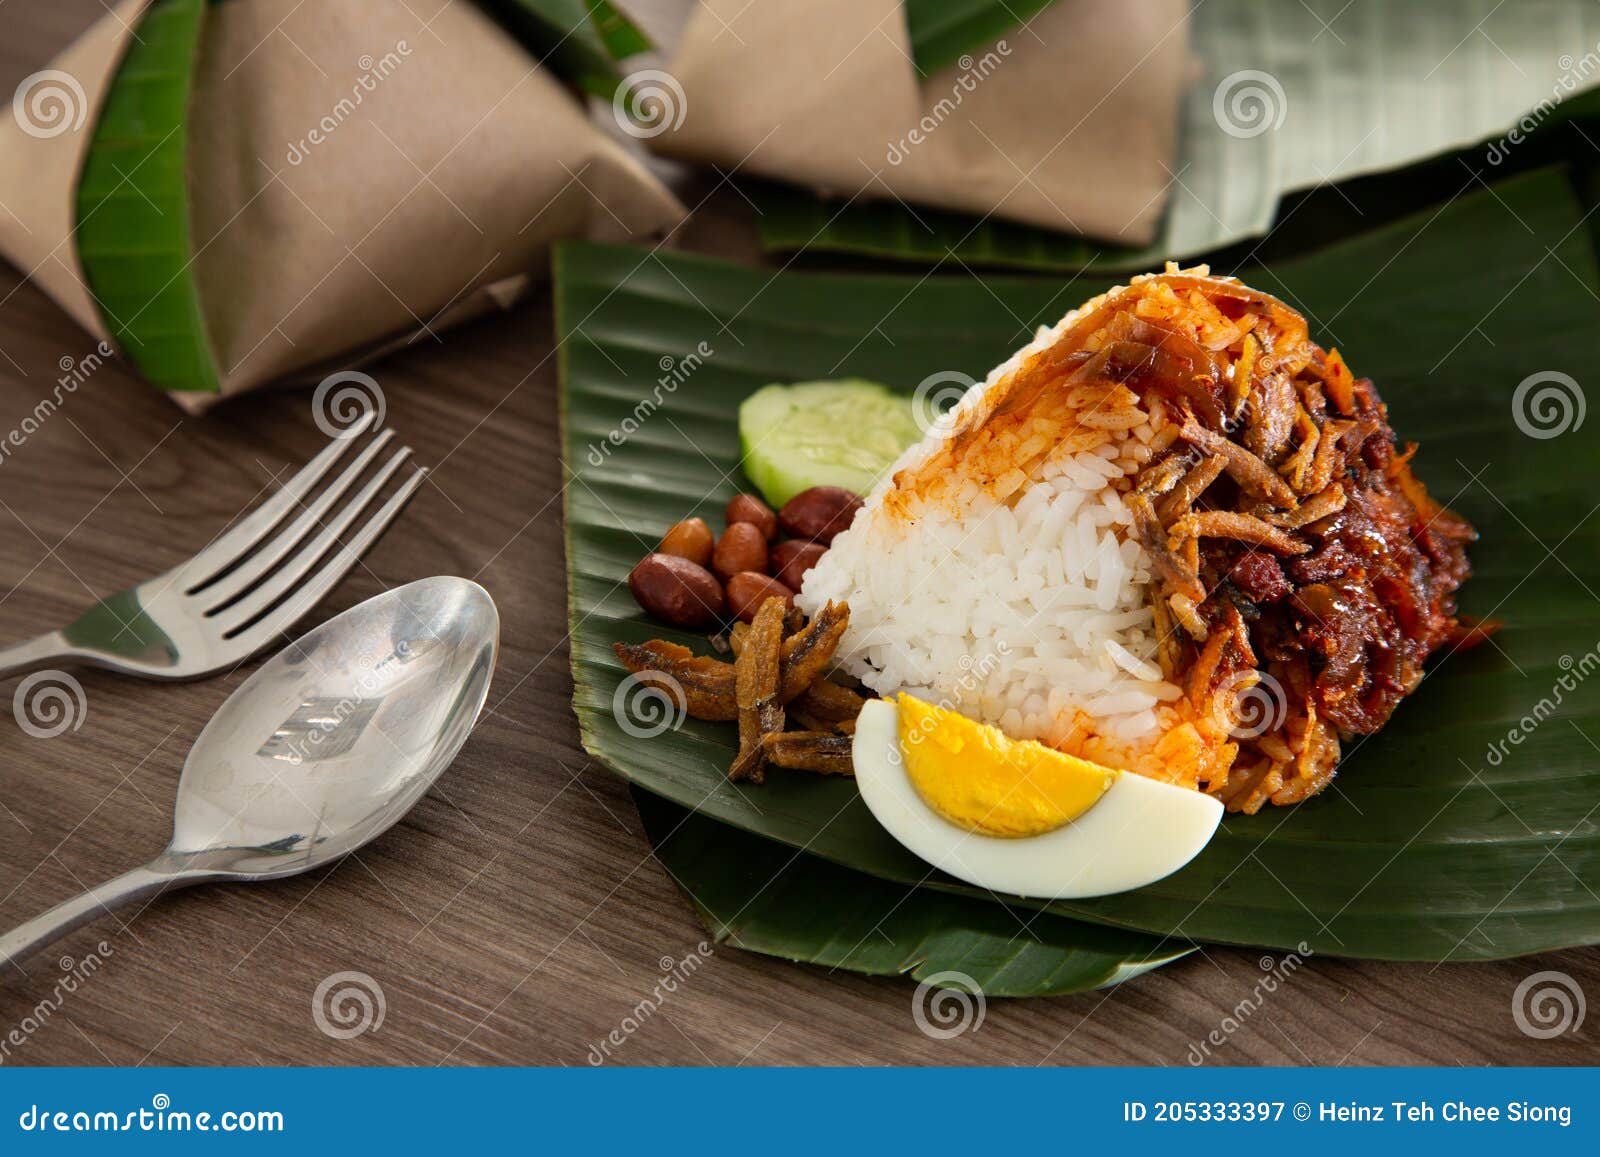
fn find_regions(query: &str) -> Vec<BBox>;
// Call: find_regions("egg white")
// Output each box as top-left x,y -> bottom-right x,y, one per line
852,699 -> 1223,899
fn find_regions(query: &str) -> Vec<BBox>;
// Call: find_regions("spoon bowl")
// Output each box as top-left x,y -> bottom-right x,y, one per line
0,576 -> 499,972
171,575 -> 499,878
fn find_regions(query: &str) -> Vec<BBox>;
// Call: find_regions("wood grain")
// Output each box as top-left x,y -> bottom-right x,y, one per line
0,0 -> 1595,1068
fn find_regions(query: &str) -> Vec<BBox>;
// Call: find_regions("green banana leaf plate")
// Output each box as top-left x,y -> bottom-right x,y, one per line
557,165 -> 1600,964
635,788 -> 1191,996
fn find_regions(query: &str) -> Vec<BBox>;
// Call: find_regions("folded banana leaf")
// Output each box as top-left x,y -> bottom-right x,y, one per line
904,0 -> 1057,76
560,165 -> 1600,963
75,0 -> 217,393
635,788 -> 1191,995
759,0 -> 1600,269
478,0 -> 652,99
71,0 -> 650,396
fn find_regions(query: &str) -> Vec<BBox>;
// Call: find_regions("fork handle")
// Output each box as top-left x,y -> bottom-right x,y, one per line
0,631 -> 75,679
0,863 -> 191,973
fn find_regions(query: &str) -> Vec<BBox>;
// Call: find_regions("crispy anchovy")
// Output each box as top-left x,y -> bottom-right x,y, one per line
1227,331 -> 1257,420
1269,483 -> 1346,530
1172,510 -> 1311,555
1178,418 -> 1299,508
761,731 -> 855,776
1303,418 -> 1355,495
612,640 -> 739,721
1133,451 -> 1194,501
1244,369 -> 1298,465
1129,493 -> 1205,602
730,598 -> 786,783
790,709 -> 858,735
613,601 -> 854,725
791,677 -> 866,723
1154,453 -> 1226,523
1280,416 -> 1321,495
778,601 -> 849,701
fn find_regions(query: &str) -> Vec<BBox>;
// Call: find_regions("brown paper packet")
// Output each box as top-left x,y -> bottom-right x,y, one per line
0,0 -> 685,413
651,0 -> 1188,245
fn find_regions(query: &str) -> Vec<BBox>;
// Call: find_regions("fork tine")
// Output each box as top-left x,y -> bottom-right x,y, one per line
222,467 -> 429,655
211,445 -> 414,632
182,411 -> 379,590
198,429 -> 397,609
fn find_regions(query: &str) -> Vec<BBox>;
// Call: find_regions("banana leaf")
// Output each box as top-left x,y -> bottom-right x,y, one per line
758,0 -> 1600,269
75,0 -> 218,394
905,0 -> 1057,76
559,165 -> 1600,962
478,0 -> 652,99
634,788 -> 1191,995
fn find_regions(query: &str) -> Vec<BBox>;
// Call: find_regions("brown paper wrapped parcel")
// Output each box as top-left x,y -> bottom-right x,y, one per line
0,0 -> 684,412
652,0 -> 1188,245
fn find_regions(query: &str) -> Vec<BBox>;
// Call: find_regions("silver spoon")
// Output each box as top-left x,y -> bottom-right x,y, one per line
0,576 -> 499,972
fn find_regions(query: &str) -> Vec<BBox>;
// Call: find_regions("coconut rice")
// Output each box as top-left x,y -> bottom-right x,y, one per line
797,267 -> 1237,789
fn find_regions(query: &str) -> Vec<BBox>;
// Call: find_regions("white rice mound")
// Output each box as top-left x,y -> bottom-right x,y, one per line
797,268 -> 1205,773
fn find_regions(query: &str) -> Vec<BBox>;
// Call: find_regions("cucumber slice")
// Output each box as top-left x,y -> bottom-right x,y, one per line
738,380 -> 924,507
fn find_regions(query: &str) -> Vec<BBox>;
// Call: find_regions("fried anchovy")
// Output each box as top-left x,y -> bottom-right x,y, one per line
761,731 -> 855,776
778,601 -> 850,701
789,709 -> 858,735
1268,483 -> 1346,530
730,597 -> 786,783
1172,510 -> 1311,555
1129,493 -> 1204,603
1154,453 -> 1226,523
611,602 -> 854,724
612,639 -> 739,721
792,677 -> 866,723
1179,417 -> 1299,508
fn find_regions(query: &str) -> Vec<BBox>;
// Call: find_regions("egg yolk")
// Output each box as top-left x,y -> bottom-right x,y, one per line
895,694 -> 1116,837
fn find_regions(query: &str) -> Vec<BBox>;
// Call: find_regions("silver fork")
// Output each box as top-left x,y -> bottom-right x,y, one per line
0,412 -> 427,680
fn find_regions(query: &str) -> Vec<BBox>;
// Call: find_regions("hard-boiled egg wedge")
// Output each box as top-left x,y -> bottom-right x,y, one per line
852,695 -> 1223,899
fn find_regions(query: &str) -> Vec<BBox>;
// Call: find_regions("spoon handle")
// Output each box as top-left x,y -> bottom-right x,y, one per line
0,864 -> 181,972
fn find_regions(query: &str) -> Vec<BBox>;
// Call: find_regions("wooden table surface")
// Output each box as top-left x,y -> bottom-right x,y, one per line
1,0 -> 1595,1068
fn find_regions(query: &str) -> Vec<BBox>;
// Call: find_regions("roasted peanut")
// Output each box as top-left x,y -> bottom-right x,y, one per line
629,553 -> 726,628
657,517 -> 714,567
778,486 -> 862,545
771,540 -> 827,591
712,521 -> 768,580
726,572 -> 796,623
725,493 -> 778,540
